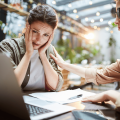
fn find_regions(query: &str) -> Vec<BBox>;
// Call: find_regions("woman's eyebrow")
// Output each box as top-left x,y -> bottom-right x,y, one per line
32,28 -> 51,35
32,28 -> 39,32
44,32 -> 50,35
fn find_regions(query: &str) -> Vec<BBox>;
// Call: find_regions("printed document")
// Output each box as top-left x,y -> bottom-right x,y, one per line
29,89 -> 95,104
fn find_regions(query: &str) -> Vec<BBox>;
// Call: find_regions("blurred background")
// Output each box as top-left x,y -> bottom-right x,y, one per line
0,0 -> 119,93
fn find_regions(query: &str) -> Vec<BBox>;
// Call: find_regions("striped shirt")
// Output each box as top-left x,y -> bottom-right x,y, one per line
0,34 -> 63,91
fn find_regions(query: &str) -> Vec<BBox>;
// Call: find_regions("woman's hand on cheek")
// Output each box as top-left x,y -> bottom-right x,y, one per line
25,24 -> 34,57
38,31 -> 54,57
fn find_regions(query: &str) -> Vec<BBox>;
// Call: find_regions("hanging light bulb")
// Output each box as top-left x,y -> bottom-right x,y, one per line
97,27 -> 100,30
91,19 -> 94,23
68,4 -> 72,7
105,27 -> 109,31
96,12 -> 100,16
94,26 -> 97,29
108,21 -> 112,25
89,0 -> 93,5
84,33 -> 95,39
52,0 -> 56,4
73,9 -> 77,13
110,30 -> 113,34
76,15 -> 79,18
100,18 -> 103,22
85,17 -> 88,21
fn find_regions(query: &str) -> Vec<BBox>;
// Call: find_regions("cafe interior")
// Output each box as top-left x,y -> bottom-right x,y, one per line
0,0 -> 120,120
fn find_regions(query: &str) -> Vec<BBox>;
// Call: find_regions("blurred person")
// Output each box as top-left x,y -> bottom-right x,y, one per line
0,4 -> 63,91
50,0 -> 120,112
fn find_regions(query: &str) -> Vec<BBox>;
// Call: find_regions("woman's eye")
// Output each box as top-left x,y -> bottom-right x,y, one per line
44,34 -> 49,37
33,30 -> 37,33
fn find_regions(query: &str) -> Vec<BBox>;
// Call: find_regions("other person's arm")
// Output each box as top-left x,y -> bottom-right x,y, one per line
50,47 -> 120,85
50,47 -> 86,78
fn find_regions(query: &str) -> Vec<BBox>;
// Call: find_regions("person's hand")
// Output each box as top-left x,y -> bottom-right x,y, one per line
82,91 -> 109,103
82,90 -> 120,104
50,47 -> 65,68
38,31 -> 54,57
25,23 -> 33,56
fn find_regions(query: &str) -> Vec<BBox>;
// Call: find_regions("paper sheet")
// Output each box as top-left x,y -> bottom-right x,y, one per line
29,89 -> 96,104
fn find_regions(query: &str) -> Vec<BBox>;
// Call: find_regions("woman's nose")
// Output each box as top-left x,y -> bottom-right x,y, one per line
36,34 -> 41,41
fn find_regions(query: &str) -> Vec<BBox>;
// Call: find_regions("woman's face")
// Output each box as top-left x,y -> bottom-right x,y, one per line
30,21 -> 53,50
115,1 -> 120,31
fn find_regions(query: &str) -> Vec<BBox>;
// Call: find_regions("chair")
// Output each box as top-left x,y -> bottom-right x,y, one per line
60,69 -> 70,91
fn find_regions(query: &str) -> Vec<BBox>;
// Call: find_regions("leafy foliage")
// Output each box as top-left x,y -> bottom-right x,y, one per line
56,38 -> 101,63
0,20 -> 18,38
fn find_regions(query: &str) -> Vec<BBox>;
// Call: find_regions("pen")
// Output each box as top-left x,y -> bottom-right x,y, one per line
68,94 -> 82,100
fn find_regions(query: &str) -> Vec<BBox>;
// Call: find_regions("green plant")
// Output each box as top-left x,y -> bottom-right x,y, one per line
56,38 -> 77,63
56,38 -> 101,64
107,22 -> 117,63
111,22 -> 117,28
108,35 -> 116,63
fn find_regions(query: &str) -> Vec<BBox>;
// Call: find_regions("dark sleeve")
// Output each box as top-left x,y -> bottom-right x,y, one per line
0,40 -> 17,69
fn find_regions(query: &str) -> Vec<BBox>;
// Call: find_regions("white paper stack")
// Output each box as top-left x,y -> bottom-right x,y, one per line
29,89 -> 96,104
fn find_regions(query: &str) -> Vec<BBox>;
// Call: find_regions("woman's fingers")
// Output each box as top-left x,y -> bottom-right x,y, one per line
49,34 -> 53,44
25,26 -> 28,41
45,29 -> 55,48
29,28 -> 32,42
82,96 -> 93,102
28,25 -> 30,41
52,46 -> 58,57
48,30 -> 55,43
50,54 -> 57,61
25,24 -> 30,42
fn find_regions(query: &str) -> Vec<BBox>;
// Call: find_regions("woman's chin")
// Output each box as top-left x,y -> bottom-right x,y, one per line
33,44 -> 41,50
33,46 -> 40,50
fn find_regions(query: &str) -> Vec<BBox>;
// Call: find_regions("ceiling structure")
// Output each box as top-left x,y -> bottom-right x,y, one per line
47,0 -> 116,30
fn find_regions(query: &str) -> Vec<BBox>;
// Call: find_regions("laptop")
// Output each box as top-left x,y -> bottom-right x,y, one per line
0,53 -> 75,120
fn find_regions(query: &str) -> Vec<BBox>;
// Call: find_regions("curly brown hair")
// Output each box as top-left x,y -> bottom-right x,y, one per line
27,4 -> 58,29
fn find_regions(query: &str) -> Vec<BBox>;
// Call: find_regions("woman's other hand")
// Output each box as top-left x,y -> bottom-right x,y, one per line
50,47 -> 65,68
25,23 -> 34,56
38,30 -> 54,57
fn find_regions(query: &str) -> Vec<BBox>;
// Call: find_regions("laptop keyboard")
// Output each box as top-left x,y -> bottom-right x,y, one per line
25,103 -> 53,116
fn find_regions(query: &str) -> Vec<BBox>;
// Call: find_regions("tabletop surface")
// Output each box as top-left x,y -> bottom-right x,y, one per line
22,90 -> 120,120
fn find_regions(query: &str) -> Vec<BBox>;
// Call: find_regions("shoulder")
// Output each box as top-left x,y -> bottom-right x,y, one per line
0,35 -> 25,53
0,38 -> 16,50
0,37 -> 22,47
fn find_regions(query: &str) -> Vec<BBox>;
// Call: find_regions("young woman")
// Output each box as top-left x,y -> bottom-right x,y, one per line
0,5 -> 63,91
50,0 -> 120,112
